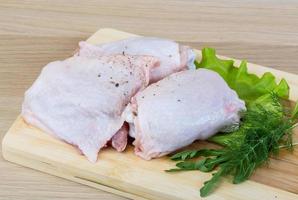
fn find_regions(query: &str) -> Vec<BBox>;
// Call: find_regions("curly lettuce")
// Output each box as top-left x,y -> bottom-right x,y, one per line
195,48 -> 289,104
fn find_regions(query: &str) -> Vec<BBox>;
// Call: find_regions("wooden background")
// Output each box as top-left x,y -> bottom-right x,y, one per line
0,1 -> 298,199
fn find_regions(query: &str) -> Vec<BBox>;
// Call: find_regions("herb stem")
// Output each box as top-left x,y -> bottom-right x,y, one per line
279,142 -> 298,149
292,123 -> 298,129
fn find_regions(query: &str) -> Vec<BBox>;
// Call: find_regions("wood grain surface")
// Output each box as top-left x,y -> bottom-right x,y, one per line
0,1 -> 298,200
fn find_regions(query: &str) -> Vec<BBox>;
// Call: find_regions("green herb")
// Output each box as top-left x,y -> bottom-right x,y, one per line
167,94 -> 296,197
195,48 -> 289,103
166,48 -> 297,197
292,101 -> 298,119
209,93 -> 284,147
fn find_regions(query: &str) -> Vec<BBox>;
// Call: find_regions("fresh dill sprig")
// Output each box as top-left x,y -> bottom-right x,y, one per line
166,94 -> 297,197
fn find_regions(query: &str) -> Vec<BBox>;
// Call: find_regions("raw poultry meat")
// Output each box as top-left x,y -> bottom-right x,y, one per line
22,55 -> 159,162
110,123 -> 129,152
123,69 -> 246,160
77,37 -> 196,83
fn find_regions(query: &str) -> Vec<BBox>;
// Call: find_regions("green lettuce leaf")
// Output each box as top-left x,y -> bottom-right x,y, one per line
195,48 -> 289,103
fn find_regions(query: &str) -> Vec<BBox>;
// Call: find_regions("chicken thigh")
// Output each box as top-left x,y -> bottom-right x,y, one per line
77,37 -> 196,83
123,69 -> 246,160
22,55 -> 158,162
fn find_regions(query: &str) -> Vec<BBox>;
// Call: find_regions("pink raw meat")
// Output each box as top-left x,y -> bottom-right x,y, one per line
77,37 -> 196,83
22,55 -> 159,162
123,69 -> 246,160
111,123 -> 129,152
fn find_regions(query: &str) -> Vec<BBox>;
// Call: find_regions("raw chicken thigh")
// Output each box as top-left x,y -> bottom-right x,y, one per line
123,69 -> 246,160
22,55 -> 158,162
77,37 -> 196,83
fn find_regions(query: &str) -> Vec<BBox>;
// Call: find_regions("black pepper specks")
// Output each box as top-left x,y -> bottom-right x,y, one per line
122,51 -> 125,55
97,74 -> 101,77
115,83 -> 119,87
141,96 -> 145,99
177,99 -> 181,102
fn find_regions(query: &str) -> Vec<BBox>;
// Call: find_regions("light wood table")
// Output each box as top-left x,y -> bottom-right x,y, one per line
0,1 -> 298,199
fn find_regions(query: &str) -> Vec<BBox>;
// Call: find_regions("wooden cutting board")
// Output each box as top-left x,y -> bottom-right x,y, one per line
2,28 -> 298,200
